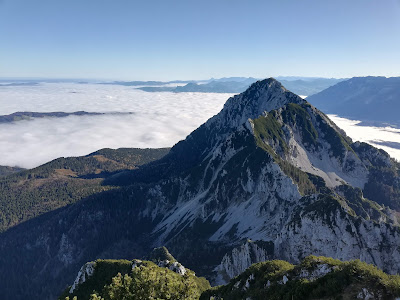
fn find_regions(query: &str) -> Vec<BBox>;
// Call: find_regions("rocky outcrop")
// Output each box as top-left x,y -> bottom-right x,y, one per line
62,252 -> 210,300
69,262 -> 95,293
276,206 -> 400,275
214,240 -> 274,284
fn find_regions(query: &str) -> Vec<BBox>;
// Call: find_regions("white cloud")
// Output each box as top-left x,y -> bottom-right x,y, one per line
329,115 -> 400,161
0,83 -> 232,168
0,83 -> 399,168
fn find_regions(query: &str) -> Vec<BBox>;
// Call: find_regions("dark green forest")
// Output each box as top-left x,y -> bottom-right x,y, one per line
0,148 -> 169,232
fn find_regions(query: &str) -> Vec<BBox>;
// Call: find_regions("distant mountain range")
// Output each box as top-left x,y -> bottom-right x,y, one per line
307,76 -> 400,127
1,78 -> 399,300
136,77 -> 344,96
101,80 -> 198,86
0,111 -> 134,123
0,76 -> 345,97
0,82 -> 40,87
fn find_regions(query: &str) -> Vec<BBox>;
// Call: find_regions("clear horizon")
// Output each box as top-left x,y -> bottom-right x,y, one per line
1,0 -> 399,80
0,75 -> 398,83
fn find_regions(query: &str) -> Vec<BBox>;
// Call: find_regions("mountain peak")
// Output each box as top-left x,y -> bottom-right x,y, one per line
163,77 -> 306,173
249,77 -> 283,89
212,77 -> 305,131
242,77 -> 291,96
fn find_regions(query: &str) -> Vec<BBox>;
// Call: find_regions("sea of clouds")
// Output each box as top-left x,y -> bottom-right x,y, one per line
0,82 -> 399,168
328,115 -> 400,161
0,83 -> 232,168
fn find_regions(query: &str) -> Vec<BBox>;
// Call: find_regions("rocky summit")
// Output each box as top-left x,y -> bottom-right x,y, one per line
0,78 -> 399,300
59,247 -> 210,300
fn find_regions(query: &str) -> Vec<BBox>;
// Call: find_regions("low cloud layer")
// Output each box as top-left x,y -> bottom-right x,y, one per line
329,115 -> 400,161
0,83 -> 399,168
0,83 -> 232,168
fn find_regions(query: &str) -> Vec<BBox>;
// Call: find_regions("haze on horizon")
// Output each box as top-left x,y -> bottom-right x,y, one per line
1,0 -> 400,80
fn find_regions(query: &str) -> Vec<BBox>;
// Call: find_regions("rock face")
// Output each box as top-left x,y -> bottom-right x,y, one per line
1,78 -> 400,300
214,240 -> 274,284
276,205 -> 400,273
69,262 -> 95,293
158,260 -> 187,275
146,246 -> 187,276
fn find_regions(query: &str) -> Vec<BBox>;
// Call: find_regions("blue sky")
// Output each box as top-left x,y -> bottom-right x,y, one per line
1,0 -> 400,80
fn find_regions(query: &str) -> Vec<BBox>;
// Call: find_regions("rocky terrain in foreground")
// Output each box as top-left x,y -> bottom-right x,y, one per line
60,247 -> 400,300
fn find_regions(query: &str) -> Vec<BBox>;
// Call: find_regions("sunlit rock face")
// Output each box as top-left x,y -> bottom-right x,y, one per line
69,262 -> 95,293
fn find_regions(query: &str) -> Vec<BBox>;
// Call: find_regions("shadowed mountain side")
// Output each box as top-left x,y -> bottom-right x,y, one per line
0,187 -> 155,300
105,79 -> 305,186
0,147 -> 169,232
